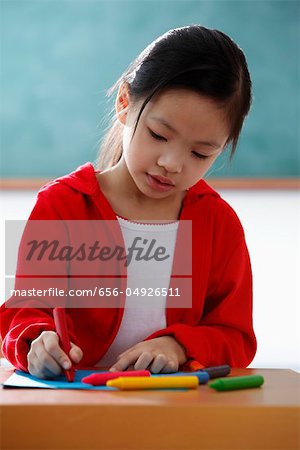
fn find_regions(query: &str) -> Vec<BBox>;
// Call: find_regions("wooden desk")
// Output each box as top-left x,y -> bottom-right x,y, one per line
0,367 -> 299,450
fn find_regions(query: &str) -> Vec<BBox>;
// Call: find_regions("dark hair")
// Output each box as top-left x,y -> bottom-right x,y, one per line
96,25 -> 252,169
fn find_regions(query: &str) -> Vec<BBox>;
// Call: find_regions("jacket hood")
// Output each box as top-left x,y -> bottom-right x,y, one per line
53,162 -> 220,205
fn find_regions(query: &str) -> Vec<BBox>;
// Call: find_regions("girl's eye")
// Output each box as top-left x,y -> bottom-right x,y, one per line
149,128 -> 208,159
148,129 -> 167,141
192,151 -> 209,160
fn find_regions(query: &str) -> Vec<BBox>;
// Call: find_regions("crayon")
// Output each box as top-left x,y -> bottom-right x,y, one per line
209,375 -> 264,391
53,307 -> 75,382
181,360 -> 205,371
107,376 -> 199,390
161,371 -> 209,384
82,370 -> 151,386
180,361 -> 231,378
200,365 -> 231,379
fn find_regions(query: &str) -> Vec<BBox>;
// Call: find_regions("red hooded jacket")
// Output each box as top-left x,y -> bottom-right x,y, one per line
0,162 -> 257,371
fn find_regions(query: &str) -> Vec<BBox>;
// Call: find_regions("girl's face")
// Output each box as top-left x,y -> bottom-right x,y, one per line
117,86 -> 230,202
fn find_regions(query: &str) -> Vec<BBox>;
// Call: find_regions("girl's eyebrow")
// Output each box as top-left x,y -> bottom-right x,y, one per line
149,116 -> 221,149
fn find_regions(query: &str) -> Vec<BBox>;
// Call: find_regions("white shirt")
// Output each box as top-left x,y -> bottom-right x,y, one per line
96,216 -> 179,367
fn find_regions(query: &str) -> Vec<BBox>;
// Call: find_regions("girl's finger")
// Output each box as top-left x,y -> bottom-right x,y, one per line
110,351 -> 138,372
161,360 -> 178,374
42,332 -> 71,370
69,342 -> 83,363
29,366 -> 47,379
27,359 -> 39,378
134,352 -> 153,371
29,356 -> 59,379
149,353 -> 168,374
36,363 -> 59,379
35,341 -> 63,376
116,348 -> 131,360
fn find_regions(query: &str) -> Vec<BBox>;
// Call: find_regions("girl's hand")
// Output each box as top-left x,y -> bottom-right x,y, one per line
109,336 -> 187,374
27,330 -> 83,379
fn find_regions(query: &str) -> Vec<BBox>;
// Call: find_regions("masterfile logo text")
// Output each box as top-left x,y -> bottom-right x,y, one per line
5,220 -> 192,309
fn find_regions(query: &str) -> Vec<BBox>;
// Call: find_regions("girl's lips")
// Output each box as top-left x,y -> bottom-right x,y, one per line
146,174 -> 175,192
149,174 -> 175,186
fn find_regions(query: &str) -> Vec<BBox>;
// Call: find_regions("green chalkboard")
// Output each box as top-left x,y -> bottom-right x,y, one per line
1,0 -> 299,178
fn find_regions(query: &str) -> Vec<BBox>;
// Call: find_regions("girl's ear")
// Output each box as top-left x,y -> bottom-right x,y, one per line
115,82 -> 130,125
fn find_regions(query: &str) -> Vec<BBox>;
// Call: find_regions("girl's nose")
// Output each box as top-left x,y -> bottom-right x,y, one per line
157,152 -> 183,174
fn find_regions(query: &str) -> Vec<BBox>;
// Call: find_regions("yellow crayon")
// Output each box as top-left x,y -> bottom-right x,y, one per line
107,376 -> 199,390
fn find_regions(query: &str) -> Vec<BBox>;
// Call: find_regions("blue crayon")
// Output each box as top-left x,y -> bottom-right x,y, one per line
157,371 -> 209,384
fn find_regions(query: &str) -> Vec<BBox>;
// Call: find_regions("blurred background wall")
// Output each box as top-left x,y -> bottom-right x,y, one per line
1,0 -> 299,181
1,0 -> 299,370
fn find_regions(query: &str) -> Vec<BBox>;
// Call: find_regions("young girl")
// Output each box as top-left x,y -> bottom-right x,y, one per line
1,25 -> 256,379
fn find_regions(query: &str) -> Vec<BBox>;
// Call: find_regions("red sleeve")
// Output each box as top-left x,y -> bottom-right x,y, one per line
144,222 -> 257,368
0,192 -> 77,372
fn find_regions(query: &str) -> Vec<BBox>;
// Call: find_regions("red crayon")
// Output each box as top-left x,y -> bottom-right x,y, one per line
181,360 -> 205,372
82,370 -> 151,386
53,307 -> 75,382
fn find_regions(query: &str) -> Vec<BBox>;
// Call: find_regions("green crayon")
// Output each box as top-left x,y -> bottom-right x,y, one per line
209,375 -> 264,391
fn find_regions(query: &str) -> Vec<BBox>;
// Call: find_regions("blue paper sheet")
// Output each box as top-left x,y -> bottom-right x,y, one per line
2,370 -> 116,390
2,370 -> 189,391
